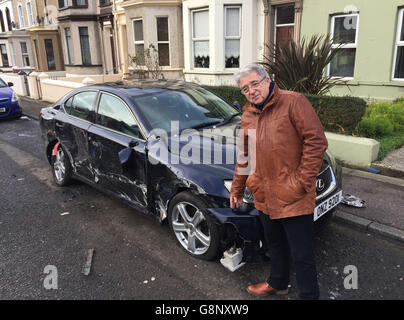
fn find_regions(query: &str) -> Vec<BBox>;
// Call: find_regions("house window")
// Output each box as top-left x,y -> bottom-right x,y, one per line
27,2 -> 34,26
393,8 -> 404,80
100,0 -> 111,6
224,6 -> 241,68
6,8 -> 12,31
0,44 -> 9,67
192,9 -> 209,68
58,0 -> 68,9
329,13 -> 359,78
64,27 -> 74,65
157,17 -> 169,66
0,11 -> 5,33
79,27 -> 91,65
133,19 -> 144,65
275,4 -> 295,48
18,5 -> 25,28
20,42 -> 30,66
74,0 -> 87,6
45,39 -> 56,70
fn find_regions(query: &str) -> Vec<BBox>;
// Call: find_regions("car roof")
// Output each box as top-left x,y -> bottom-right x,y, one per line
86,79 -> 199,93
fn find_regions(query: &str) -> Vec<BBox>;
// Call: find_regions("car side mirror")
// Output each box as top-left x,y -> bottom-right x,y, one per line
232,101 -> 241,113
7,82 -> 13,87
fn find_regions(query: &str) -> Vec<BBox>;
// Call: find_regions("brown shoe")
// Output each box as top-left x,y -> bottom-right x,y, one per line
247,282 -> 289,297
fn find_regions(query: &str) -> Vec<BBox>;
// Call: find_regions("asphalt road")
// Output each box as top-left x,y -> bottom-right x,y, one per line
0,116 -> 403,302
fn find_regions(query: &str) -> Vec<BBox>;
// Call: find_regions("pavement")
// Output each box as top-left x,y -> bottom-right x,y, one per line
17,96 -> 404,244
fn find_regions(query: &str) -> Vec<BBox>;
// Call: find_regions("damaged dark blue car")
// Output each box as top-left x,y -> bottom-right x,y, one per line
39,80 -> 342,263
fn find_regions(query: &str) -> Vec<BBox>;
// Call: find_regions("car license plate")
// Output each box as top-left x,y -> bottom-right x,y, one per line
314,190 -> 342,221
0,107 -> 5,113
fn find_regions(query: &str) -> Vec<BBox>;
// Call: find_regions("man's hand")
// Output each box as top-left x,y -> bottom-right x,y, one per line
230,195 -> 243,209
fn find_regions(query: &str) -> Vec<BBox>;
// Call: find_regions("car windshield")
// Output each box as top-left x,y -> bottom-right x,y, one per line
0,78 -> 7,88
131,87 -> 239,133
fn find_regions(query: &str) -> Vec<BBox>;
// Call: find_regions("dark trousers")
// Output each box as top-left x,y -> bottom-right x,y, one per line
259,212 -> 320,300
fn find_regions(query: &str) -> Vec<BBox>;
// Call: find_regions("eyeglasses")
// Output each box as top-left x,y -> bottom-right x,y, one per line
240,78 -> 266,95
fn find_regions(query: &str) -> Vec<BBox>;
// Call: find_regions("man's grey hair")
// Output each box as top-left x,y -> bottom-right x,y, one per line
234,63 -> 270,87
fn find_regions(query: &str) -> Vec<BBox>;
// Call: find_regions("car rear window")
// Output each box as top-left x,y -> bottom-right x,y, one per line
65,91 -> 97,121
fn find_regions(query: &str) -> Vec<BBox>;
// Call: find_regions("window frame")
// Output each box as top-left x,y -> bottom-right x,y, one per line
20,41 -> 30,67
64,27 -> 74,65
79,26 -> 92,65
191,8 -> 210,69
274,4 -> 295,47
328,13 -> 360,80
26,1 -> 34,26
132,18 -> 145,66
17,4 -> 25,29
58,0 -> 68,9
224,5 -> 241,69
63,90 -> 98,123
392,8 -> 404,81
44,38 -> 56,70
156,16 -> 170,67
95,91 -> 146,141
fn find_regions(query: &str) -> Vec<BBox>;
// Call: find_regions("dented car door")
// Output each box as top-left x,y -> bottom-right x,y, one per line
87,92 -> 148,212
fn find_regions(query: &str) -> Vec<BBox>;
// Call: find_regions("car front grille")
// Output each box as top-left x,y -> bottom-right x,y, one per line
0,98 -> 8,103
315,164 -> 337,202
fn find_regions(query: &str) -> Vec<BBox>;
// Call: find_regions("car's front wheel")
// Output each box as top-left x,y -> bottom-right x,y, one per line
168,192 -> 221,261
51,144 -> 73,186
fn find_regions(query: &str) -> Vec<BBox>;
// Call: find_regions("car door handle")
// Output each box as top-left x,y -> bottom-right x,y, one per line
55,122 -> 64,128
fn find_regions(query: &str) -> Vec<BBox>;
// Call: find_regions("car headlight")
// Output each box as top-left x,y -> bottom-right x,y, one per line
224,180 -> 254,204
11,91 -> 18,103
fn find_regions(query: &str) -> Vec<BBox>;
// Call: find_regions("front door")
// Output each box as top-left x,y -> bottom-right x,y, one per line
44,39 -> 56,70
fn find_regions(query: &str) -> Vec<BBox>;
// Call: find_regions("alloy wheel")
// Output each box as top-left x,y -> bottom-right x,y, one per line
171,201 -> 211,256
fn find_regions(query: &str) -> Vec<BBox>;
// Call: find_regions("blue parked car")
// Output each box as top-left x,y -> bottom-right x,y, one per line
0,78 -> 22,120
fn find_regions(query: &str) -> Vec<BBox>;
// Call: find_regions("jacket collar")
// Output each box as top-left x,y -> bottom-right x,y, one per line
243,82 -> 279,114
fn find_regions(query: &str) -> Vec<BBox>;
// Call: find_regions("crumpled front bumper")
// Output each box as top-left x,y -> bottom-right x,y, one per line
206,207 -> 269,262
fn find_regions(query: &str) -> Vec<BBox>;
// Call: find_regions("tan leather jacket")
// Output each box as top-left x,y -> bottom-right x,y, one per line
231,84 -> 328,219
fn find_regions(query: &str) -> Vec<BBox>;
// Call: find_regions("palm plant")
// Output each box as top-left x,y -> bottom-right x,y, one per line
261,34 -> 347,95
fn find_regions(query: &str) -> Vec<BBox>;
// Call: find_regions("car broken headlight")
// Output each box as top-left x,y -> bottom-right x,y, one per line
11,91 -> 18,103
224,180 -> 254,204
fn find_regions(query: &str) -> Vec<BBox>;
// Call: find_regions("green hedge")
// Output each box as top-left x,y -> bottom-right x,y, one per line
305,94 -> 367,135
204,85 -> 366,135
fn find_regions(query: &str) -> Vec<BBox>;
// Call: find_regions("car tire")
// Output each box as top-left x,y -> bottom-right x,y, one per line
51,144 -> 73,186
168,191 -> 221,261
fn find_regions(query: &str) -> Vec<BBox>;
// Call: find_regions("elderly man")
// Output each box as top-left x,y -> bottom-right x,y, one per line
230,63 -> 328,300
